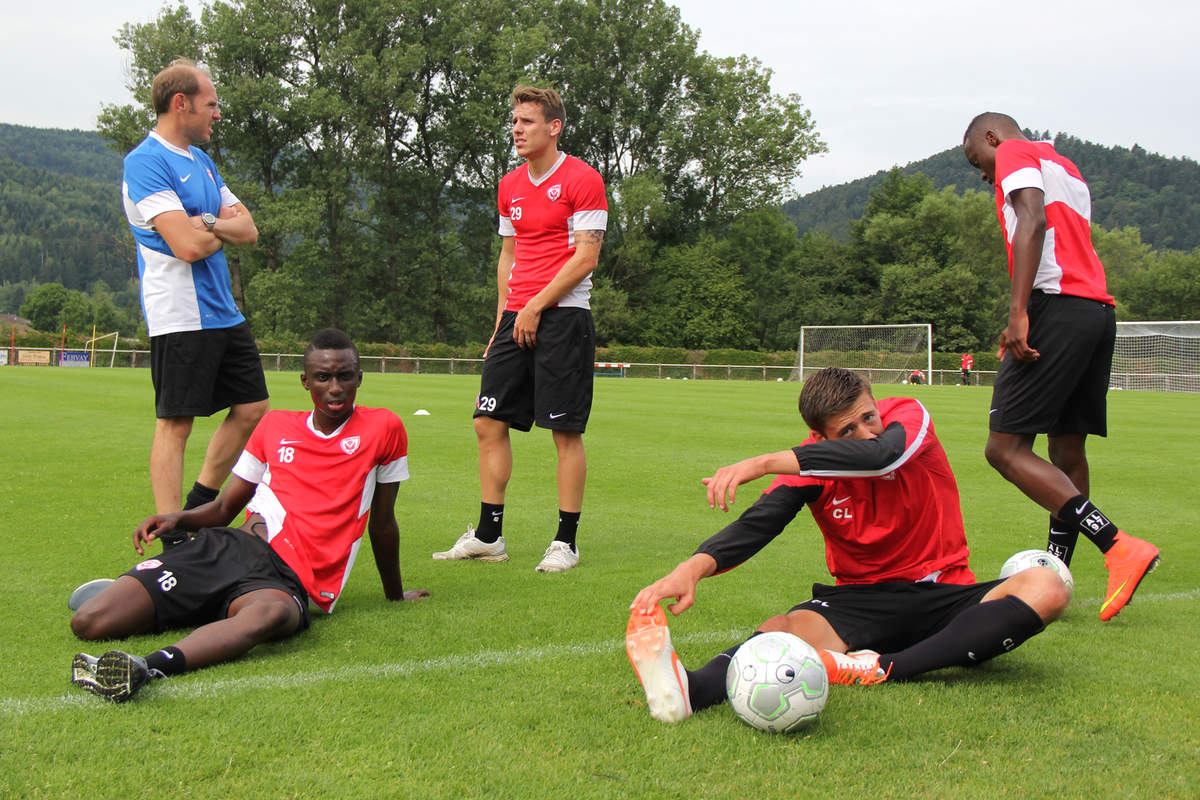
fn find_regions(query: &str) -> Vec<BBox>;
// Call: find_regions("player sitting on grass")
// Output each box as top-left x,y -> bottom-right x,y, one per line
626,367 -> 1070,723
70,328 -> 428,702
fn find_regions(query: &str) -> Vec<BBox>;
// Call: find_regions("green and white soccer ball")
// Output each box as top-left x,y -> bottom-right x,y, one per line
726,631 -> 828,733
999,549 -> 1074,594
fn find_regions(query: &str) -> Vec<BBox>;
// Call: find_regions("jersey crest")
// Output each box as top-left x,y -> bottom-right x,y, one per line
547,183 -> 561,202
340,435 -> 361,455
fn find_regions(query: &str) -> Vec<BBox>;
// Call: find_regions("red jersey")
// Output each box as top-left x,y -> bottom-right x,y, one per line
767,397 -> 972,585
497,153 -> 607,311
993,139 -> 1113,304
232,406 -> 409,612
961,353 -> 973,370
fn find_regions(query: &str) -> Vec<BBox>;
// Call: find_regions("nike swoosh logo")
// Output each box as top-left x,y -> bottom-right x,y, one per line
279,438 -> 302,445
548,412 -> 567,420
511,196 -> 524,202
831,496 -> 851,506
1074,502 -> 1088,515
988,409 -> 998,415
1101,580 -> 1129,613
180,174 -> 191,182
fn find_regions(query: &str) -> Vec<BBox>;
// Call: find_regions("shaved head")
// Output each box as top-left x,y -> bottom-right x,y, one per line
964,112 -> 1023,144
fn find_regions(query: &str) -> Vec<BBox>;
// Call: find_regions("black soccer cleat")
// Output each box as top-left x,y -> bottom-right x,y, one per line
71,650 -> 164,702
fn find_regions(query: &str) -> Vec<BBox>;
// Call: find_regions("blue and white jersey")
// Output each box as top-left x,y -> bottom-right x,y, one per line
122,132 -> 245,336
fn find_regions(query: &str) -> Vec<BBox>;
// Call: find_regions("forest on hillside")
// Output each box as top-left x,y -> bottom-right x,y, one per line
1,0 -> 1197,352
784,134 -> 1200,251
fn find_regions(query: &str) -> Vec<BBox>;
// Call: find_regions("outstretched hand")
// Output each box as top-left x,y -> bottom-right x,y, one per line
629,555 -> 716,617
630,572 -> 698,617
702,456 -> 768,511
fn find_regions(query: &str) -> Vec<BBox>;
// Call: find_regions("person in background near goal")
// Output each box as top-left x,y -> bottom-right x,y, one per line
433,85 -> 607,573
124,59 -> 269,527
69,329 -> 428,702
625,367 -> 1069,723
908,369 -> 924,385
960,352 -> 973,385
963,112 -> 1159,621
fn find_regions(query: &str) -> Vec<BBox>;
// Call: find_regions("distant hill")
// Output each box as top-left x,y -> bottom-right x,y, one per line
0,124 -> 130,298
0,123 -> 121,185
784,134 -> 1200,251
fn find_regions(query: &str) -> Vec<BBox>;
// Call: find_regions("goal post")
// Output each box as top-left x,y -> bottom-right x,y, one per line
1112,320 -> 1200,392
792,324 -> 932,384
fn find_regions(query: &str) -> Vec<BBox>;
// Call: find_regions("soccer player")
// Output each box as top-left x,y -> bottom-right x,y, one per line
960,352 -> 973,385
123,58 -> 269,521
626,367 -> 1070,723
962,112 -> 1160,620
70,329 -> 428,702
433,85 -> 607,573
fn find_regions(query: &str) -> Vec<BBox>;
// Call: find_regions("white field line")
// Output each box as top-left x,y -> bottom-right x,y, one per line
5,588 -> 1196,717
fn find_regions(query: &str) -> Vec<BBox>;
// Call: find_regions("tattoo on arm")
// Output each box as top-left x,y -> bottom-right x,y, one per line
580,229 -> 605,245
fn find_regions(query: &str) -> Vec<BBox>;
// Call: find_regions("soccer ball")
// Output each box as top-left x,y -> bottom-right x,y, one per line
726,631 -> 828,733
999,549 -> 1074,594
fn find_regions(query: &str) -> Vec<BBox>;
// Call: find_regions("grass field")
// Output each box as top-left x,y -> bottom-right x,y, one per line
1,367 -> 1197,798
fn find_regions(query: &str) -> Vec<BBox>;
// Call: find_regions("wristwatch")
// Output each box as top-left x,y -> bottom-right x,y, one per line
201,212 -> 217,232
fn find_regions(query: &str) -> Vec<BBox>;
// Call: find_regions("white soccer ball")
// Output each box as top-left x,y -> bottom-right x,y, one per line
726,631 -> 828,733
999,549 -> 1074,594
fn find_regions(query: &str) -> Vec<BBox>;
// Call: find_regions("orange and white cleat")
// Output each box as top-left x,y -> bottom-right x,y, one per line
819,649 -> 890,686
1100,531 -> 1161,621
625,605 -> 691,722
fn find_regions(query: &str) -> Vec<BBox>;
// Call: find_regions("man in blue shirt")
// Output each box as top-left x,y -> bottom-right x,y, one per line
123,59 -> 269,519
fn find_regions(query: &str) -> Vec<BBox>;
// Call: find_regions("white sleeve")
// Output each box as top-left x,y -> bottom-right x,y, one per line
377,455 -> 409,484
232,450 -> 266,484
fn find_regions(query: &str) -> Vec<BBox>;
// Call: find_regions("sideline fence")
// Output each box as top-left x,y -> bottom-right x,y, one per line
6,347 -> 1002,385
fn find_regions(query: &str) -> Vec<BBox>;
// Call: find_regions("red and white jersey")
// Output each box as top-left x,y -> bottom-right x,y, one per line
961,353 -> 973,370
770,397 -> 973,585
993,139 -> 1114,304
497,153 -> 607,311
232,406 -> 409,612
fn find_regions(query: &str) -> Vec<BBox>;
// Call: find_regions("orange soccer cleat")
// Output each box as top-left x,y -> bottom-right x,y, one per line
1100,531 -> 1161,621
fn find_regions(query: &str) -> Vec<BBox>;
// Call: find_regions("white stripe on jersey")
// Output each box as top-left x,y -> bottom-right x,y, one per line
138,243 -> 203,334
798,401 -> 932,479
245,477 -> 288,542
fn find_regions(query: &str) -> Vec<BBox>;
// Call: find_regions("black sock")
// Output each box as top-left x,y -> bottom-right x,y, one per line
686,643 -> 744,713
555,510 -> 581,549
1056,494 -> 1118,553
476,502 -> 503,543
183,481 -> 219,511
1047,516 -> 1080,566
881,596 -> 1044,681
145,646 -> 187,677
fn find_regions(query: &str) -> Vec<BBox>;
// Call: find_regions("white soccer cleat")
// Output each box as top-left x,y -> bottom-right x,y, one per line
431,526 -> 509,562
626,605 -> 692,723
535,541 -> 579,573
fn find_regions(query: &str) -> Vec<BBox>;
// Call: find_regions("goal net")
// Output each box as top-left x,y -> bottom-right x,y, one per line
791,324 -> 932,384
1112,320 -> 1200,392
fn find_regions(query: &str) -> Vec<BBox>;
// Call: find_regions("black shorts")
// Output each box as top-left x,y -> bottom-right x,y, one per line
123,527 -> 310,633
790,579 -> 1002,653
474,307 -> 595,432
989,292 -> 1116,436
151,321 -> 269,418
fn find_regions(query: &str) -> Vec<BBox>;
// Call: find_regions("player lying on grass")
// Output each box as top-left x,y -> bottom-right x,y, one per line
69,328 -> 428,702
626,367 -> 1070,723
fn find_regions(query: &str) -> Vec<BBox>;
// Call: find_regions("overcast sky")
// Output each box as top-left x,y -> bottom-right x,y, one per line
3,0 -> 1197,195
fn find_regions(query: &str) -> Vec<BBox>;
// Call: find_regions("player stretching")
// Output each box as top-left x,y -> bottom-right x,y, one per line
70,329 -> 428,702
626,368 -> 1069,723
963,113 -> 1159,620
433,85 -> 607,573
